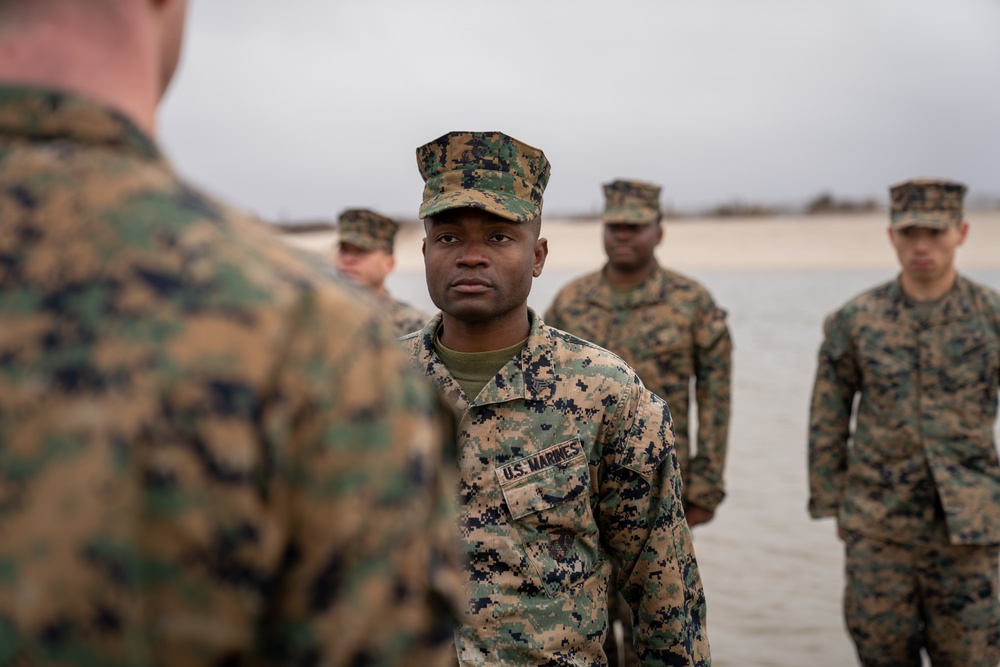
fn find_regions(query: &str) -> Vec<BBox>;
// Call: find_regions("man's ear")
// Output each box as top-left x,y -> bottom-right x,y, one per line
957,220 -> 969,246
533,237 -> 548,278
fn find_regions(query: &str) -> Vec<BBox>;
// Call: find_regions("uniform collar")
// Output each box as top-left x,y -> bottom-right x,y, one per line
414,307 -> 558,413
890,273 -> 975,326
587,261 -> 667,308
0,84 -> 162,162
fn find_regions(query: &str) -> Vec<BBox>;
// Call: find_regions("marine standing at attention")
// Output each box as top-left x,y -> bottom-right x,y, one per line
333,208 -> 429,336
0,1 -> 463,664
808,178 -> 1000,666
402,131 -> 710,666
546,180 -> 731,666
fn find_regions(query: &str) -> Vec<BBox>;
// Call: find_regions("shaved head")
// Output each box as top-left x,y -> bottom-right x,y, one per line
0,0 -> 115,23
0,0 -> 189,133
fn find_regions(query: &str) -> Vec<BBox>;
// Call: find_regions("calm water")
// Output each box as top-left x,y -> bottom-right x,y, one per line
387,267 -> 1000,667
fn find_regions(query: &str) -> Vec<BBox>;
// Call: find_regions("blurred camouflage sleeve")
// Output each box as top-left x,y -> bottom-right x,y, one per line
808,310 -> 860,519
686,298 -> 732,511
542,299 -> 563,331
253,291 -> 463,665
600,380 -> 711,666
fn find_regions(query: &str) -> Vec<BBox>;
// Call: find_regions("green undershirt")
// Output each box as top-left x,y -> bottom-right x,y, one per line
610,284 -> 636,307
434,334 -> 528,401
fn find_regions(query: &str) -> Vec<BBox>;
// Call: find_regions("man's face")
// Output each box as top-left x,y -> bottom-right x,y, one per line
888,221 -> 968,286
422,208 -> 547,324
334,242 -> 394,291
603,221 -> 662,273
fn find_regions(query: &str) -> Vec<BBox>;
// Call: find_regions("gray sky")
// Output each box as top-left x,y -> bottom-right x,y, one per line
160,0 -> 1000,221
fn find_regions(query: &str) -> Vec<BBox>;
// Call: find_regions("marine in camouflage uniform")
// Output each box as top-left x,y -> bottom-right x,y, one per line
546,180 -> 730,667
808,178 -> 1000,666
545,180 -> 732,519
0,3 -> 463,665
404,131 -> 710,666
333,208 -> 429,336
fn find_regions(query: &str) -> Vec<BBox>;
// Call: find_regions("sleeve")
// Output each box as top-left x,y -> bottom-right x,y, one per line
257,292 -> 464,666
807,309 -> 860,519
685,297 -> 732,511
543,291 -> 564,330
599,379 -> 711,667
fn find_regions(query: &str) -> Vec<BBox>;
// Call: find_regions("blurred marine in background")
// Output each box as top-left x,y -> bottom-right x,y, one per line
333,208 -> 429,336
809,178 -> 1000,666
0,0 -> 463,664
546,180 -> 732,666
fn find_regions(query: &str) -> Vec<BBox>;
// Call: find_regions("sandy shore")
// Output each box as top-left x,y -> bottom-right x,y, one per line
279,210 -> 1000,271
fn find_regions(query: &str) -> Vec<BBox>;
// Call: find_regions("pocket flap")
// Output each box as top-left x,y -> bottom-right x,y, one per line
496,440 -> 588,520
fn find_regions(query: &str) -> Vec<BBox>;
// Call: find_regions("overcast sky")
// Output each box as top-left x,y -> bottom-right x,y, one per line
159,0 -> 1000,221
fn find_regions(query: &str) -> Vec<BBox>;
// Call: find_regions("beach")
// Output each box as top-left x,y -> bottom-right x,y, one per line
279,212 -> 1000,666
281,210 -> 1000,274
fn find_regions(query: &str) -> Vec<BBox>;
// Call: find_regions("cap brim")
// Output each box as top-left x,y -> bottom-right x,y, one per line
337,231 -> 378,251
891,212 -> 956,230
602,207 -> 659,224
419,189 -> 539,223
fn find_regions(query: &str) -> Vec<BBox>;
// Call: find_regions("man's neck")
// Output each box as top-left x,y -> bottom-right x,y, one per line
900,269 -> 957,302
605,261 -> 656,288
438,308 -> 531,353
0,12 -> 160,134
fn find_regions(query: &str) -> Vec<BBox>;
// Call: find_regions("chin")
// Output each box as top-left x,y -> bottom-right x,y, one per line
442,301 -> 501,324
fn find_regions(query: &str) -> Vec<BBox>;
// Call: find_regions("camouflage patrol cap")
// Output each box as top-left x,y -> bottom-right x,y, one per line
416,131 -> 550,223
889,178 -> 967,230
337,209 -> 399,253
603,179 -> 662,224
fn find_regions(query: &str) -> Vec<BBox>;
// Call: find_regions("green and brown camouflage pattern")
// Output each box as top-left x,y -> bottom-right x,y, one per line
401,309 -> 711,667
0,85 -> 464,667
844,530 -> 999,665
337,208 -> 400,253
545,265 -> 732,512
382,293 -> 429,338
808,276 -> 1000,545
602,180 -> 662,225
889,177 -> 967,230
416,131 -> 550,223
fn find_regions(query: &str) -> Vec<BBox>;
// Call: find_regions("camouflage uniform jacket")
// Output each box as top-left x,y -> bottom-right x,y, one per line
401,310 -> 710,667
0,85 -> 463,666
808,275 -> 1000,546
382,292 -> 429,338
545,264 -> 731,511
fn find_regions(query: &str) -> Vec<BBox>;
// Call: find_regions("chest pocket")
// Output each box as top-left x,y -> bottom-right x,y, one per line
632,326 -> 693,396
496,439 -> 600,598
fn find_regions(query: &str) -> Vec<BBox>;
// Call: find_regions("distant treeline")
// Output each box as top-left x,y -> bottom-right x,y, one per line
268,192 -> 1000,232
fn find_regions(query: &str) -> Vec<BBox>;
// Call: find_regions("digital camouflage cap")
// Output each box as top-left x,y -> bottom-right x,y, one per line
889,178 -> 967,230
603,179 -> 662,225
416,131 -> 550,223
337,209 -> 399,253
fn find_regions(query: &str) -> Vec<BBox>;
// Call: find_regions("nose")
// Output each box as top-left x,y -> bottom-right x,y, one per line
455,238 -> 489,267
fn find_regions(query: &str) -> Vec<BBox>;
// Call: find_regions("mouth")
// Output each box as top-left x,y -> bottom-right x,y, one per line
609,245 -> 635,255
450,277 -> 492,294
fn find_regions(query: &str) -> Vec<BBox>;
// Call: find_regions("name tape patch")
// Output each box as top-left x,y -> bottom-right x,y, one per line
497,440 -> 584,484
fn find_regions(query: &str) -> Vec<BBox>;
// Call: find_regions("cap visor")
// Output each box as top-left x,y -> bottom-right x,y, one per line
337,232 -> 377,251
419,189 -> 539,223
602,207 -> 659,224
891,212 -> 955,230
